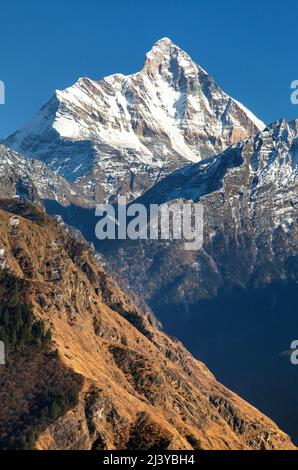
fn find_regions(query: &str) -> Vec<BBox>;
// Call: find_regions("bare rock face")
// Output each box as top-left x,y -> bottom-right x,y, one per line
0,202 -> 295,450
98,119 -> 298,443
103,119 -> 298,304
4,38 -> 264,204
0,145 -> 91,208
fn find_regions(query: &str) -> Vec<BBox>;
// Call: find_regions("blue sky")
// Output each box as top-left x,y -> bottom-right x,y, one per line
0,0 -> 297,138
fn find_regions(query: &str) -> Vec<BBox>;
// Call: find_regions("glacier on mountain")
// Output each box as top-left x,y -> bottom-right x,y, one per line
4,38 -> 265,204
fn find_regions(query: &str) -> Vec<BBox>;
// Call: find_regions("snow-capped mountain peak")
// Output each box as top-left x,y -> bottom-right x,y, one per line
144,37 -> 208,76
4,38 -> 265,204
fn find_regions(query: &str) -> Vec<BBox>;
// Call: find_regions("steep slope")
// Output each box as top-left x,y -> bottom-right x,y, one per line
0,144 -> 90,208
4,38 -> 264,204
98,118 -> 298,442
0,201 -> 294,450
102,118 -> 298,304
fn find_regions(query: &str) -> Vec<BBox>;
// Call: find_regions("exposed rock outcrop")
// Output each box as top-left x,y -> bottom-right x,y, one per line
4,38 -> 264,204
0,202 -> 295,450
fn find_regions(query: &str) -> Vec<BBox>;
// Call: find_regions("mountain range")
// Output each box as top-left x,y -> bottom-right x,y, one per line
4,37 -> 264,205
98,117 -> 298,441
0,38 -> 297,450
1,201 -> 295,450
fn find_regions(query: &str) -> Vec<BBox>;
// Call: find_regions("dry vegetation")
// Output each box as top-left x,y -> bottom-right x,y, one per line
0,201 -> 295,450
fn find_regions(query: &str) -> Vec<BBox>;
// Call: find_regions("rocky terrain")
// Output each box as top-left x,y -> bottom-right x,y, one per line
1,36 -> 297,450
4,38 -> 264,204
97,118 -> 298,442
0,201 -> 295,450
0,144 -> 91,208
106,118 -> 298,301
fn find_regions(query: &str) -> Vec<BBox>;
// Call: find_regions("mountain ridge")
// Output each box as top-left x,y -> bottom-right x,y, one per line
96,117 -> 298,442
1,39 -> 297,449
0,144 -> 92,208
0,201 -> 295,450
4,38 -> 265,204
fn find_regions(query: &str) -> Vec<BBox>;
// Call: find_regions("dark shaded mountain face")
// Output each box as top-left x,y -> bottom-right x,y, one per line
152,282 -> 298,445
4,38 -> 263,204
48,119 -> 297,304
1,201 -> 294,450
90,119 -> 298,443
20,112 -> 297,443
1,37 -> 297,449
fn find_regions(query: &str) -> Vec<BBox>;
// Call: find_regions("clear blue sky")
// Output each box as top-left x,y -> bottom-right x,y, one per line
0,0 -> 298,138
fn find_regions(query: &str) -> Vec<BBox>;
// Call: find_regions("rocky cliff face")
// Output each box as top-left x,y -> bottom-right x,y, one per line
4,38 -> 264,204
98,118 -> 298,443
0,145 -> 91,208
103,118 -> 298,306
0,201 -> 294,450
